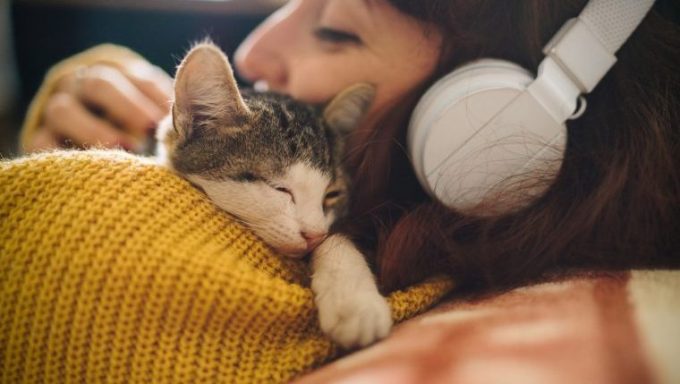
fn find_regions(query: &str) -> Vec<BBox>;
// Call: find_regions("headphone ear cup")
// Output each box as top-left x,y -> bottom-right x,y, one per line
408,59 -> 566,214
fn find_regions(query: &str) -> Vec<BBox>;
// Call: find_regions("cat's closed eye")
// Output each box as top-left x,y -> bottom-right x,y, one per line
325,190 -> 341,199
236,172 -> 260,182
272,185 -> 295,202
324,190 -> 343,209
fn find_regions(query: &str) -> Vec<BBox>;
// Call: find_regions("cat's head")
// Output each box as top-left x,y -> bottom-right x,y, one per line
157,43 -> 373,257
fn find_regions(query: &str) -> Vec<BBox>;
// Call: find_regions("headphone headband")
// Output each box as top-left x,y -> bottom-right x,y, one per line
544,0 -> 654,95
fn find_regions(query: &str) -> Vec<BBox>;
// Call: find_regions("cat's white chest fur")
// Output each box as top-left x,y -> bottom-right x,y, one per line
188,162 -> 393,348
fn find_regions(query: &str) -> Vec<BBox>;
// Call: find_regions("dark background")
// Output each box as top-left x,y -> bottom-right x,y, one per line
2,0 -> 677,157
2,0 -> 273,156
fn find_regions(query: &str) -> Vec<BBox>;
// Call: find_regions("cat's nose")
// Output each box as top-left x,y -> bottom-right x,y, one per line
301,231 -> 327,249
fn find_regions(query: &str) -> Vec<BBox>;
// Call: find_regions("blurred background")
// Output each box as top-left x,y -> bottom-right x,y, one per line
1,0 -> 676,159
0,0 -> 283,157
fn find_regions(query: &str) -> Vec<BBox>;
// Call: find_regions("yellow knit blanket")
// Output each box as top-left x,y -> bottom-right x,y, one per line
0,150 -> 453,383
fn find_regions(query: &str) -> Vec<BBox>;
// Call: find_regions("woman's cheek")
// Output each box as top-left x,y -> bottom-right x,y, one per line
287,56 -> 373,103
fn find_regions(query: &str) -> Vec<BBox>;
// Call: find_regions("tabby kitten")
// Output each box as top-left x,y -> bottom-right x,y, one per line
157,43 -> 392,348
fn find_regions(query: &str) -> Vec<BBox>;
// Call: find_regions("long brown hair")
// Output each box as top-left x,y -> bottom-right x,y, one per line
339,0 -> 680,293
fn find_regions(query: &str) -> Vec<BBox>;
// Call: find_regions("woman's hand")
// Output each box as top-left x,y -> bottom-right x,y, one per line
26,61 -> 173,153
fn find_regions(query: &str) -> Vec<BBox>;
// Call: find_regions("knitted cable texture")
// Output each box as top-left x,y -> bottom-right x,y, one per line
0,150 -> 454,383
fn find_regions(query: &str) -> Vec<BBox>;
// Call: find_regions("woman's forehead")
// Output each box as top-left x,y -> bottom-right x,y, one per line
323,0 -> 437,40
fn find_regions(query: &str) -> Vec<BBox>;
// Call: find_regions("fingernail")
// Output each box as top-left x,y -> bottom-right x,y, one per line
118,140 -> 135,152
147,126 -> 157,140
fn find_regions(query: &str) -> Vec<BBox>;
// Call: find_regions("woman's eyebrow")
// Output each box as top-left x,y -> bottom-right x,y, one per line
354,0 -> 378,31
362,0 -> 375,9
323,0 -> 377,35
361,0 -> 379,16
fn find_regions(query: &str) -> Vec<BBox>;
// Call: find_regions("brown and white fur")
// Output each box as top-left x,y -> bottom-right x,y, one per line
156,43 -> 392,348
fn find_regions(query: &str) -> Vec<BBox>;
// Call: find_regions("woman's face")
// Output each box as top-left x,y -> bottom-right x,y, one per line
235,0 -> 442,127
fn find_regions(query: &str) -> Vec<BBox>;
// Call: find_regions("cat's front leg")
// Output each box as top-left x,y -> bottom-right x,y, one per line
311,234 -> 393,348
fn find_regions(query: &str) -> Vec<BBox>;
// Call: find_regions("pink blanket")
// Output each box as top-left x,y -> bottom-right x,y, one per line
297,271 -> 680,384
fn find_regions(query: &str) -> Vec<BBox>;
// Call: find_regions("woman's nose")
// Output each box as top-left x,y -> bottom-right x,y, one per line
234,5 -> 293,91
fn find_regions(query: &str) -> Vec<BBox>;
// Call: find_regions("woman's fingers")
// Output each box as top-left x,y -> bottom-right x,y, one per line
24,128 -> 61,153
123,62 -> 173,112
43,92 -> 138,150
26,60 -> 171,154
59,65 -> 166,137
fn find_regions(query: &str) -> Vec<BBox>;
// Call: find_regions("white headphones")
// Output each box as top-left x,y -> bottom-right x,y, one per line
408,0 -> 655,214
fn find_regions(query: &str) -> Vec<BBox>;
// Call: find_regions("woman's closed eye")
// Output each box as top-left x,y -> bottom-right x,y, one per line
314,27 -> 362,45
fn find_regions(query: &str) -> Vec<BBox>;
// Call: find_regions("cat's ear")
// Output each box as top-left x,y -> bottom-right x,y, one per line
172,42 -> 250,139
323,83 -> 375,135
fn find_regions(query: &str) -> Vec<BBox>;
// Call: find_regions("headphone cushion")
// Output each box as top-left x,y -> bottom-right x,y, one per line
409,59 -> 568,213
409,59 -> 535,200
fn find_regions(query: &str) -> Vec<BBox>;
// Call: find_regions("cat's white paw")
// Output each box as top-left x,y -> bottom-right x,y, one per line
315,287 -> 393,348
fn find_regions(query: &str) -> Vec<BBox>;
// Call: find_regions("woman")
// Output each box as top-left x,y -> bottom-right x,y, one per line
21,0 -> 680,293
